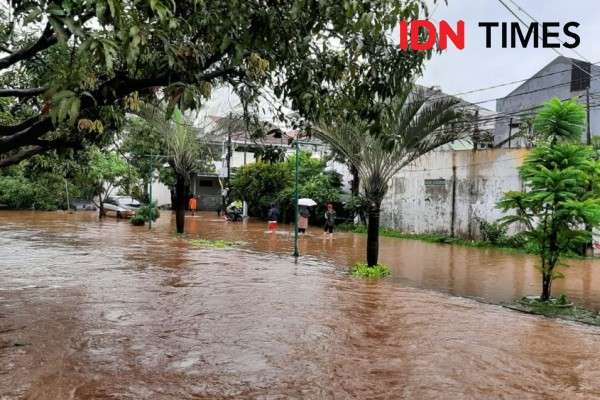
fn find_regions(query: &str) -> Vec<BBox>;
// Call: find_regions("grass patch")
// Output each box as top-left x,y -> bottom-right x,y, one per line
189,239 -> 239,249
337,224 -> 553,256
351,262 -> 391,279
505,296 -> 600,326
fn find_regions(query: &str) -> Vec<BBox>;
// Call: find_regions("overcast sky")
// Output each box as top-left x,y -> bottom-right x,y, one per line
204,0 -> 600,121
415,0 -> 600,110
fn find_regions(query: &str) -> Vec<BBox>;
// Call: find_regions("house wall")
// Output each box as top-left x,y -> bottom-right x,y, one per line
495,58 -> 600,147
150,179 -> 172,208
380,148 -> 528,238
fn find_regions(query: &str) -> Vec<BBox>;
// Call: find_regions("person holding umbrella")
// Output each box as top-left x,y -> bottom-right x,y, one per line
297,198 -> 317,235
298,206 -> 310,234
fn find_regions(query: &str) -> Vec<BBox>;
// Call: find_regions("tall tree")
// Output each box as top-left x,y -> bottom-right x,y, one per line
315,85 -> 465,266
498,98 -> 600,301
125,103 -> 213,233
0,0 -> 433,167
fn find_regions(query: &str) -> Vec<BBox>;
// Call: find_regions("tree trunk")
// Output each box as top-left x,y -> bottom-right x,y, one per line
541,273 -> 552,302
350,165 -> 360,196
367,200 -> 381,267
175,173 -> 188,234
98,202 -> 105,219
350,165 -> 367,225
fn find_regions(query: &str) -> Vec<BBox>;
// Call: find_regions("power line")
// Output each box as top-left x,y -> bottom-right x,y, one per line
496,0 -> 593,78
506,0 -> 591,63
434,61 -> 600,102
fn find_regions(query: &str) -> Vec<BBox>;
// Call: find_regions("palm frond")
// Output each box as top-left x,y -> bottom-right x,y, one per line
314,84 -> 466,202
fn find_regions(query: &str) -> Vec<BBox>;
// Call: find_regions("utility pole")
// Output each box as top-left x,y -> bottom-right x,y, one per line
507,118 -> 513,149
586,87 -> 592,145
472,110 -> 479,153
148,153 -> 153,230
450,158 -> 457,238
223,131 -> 232,211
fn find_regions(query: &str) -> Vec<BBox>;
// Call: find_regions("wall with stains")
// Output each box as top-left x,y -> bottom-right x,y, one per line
381,148 -> 529,238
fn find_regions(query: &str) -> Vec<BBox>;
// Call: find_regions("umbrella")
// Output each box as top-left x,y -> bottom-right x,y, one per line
298,198 -> 317,207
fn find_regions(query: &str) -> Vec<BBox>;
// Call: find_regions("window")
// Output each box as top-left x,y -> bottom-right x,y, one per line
571,61 -> 591,92
198,180 -> 213,187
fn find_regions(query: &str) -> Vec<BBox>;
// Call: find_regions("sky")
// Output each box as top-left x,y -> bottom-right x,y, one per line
416,0 -> 600,110
203,0 -> 600,122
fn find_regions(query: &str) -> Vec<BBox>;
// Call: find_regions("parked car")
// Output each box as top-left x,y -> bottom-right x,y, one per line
103,196 -> 140,218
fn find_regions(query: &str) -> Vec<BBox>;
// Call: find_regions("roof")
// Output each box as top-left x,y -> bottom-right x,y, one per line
202,115 -> 317,147
501,56 -> 597,99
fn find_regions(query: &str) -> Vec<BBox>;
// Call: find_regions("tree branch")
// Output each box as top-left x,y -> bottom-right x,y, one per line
0,145 -> 44,167
0,115 -> 42,137
0,85 -> 48,98
0,23 -> 57,71
0,66 -> 243,165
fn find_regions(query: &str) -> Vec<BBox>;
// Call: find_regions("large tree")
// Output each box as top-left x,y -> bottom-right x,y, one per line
315,84 -> 466,266
0,0 -> 433,167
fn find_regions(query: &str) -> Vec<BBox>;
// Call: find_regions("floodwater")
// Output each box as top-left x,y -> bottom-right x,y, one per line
1,211 -> 600,399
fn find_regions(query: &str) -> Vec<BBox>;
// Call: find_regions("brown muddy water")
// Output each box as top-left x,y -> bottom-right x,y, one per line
2,211 -> 600,399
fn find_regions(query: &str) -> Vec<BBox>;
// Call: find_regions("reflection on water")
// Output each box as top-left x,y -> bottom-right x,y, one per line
1,211 -> 600,399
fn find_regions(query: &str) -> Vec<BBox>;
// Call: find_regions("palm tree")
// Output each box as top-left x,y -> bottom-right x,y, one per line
166,107 -> 203,234
132,103 -> 208,234
315,85 -> 467,266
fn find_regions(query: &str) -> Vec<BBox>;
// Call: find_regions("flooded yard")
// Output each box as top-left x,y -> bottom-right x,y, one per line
2,211 -> 600,399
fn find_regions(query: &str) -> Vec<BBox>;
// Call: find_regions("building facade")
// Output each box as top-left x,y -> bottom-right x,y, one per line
494,56 -> 600,147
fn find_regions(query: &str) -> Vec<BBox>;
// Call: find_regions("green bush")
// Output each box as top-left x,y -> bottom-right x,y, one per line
479,220 -> 507,245
498,232 -> 529,249
230,151 -> 343,223
189,239 -> 237,248
137,201 -> 160,222
0,165 -> 82,210
130,215 -> 146,226
351,262 -> 391,279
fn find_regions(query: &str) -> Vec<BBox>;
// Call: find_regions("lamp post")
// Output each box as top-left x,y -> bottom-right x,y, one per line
292,139 -> 319,258
293,140 -> 300,257
148,159 -> 153,230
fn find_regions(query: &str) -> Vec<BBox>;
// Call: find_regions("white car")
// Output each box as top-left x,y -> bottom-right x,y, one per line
103,196 -> 141,218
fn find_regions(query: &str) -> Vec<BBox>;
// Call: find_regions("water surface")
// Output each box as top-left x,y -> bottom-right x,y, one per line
1,211 -> 600,399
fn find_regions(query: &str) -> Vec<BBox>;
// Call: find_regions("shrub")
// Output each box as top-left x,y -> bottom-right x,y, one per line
479,220 -> 507,245
351,262 -> 391,279
130,215 -> 146,226
189,239 -> 237,248
137,201 -> 160,223
498,232 -> 528,249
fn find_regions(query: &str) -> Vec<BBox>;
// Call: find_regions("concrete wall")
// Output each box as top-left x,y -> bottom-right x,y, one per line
381,148 -> 528,238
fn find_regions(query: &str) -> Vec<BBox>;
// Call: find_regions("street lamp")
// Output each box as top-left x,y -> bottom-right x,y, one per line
293,140 -> 300,257
292,139 -> 318,258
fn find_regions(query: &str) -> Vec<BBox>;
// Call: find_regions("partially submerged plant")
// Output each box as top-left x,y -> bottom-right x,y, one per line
351,263 -> 391,279
189,239 -> 240,249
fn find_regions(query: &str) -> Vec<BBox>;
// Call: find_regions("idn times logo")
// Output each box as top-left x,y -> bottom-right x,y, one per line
399,20 -> 581,51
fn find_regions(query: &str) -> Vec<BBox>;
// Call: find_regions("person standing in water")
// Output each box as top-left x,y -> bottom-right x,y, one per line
267,203 -> 280,232
188,195 -> 198,216
298,206 -> 310,235
323,203 -> 336,237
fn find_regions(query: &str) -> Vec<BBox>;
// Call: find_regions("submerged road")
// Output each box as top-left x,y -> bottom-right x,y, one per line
1,211 -> 600,399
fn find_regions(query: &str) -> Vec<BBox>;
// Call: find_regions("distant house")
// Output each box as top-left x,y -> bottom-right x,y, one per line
151,115 -> 328,211
420,85 -> 498,150
494,56 -> 599,148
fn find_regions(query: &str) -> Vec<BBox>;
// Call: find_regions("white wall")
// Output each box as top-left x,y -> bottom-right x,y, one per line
381,148 -> 528,238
